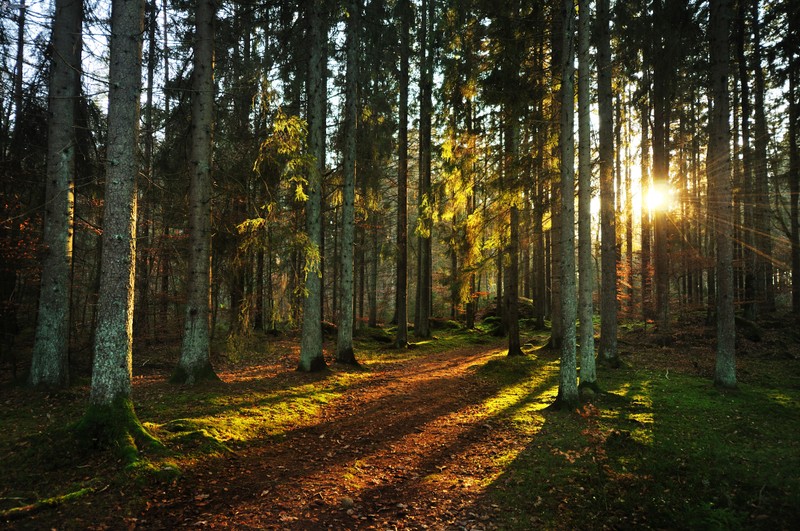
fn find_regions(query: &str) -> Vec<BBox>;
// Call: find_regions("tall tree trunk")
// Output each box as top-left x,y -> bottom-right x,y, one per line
174,0 -> 219,384
555,0 -> 578,408
549,1 -> 564,350
750,0 -> 773,313
736,0 -> 756,320
505,115 -> 522,356
394,0 -> 410,347
29,0 -> 83,388
415,0 -> 434,339
597,0 -> 618,365
299,0 -> 327,372
78,0 -> 160,454
10,0 -> 26,153
710,0 -> 736,388
790,54 -> 800,315
577,0 -> 596,388
653,0 -> 671,339
640,74 -> 652,322
336,0 -> 360,364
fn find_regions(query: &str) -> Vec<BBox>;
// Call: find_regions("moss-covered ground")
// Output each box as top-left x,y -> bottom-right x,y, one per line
0,317 -> 798,528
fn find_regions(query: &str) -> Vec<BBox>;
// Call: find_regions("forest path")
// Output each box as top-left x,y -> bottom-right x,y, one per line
137,342 -> 539,530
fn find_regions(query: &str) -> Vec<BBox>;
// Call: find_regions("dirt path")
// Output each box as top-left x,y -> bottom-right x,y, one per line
137,344 -> 527,530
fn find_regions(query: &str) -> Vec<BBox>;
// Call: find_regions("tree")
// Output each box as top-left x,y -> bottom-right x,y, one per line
336,0 -> 360,365
299,0 -> 328,372
750,0 -> 773,313
76,0 -> 161,456
652,0 -> 672,339
29,0 -> 83,388
173,0 -> 219,384
555,0 -> 579,409
414,0 -> 434,339
709,0 -> 736,388
577,0 -> 596,389
394,0 -> 411,349
597,0 -> 618,366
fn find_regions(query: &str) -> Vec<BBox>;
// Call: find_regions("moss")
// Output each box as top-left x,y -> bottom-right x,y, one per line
74,396 -> 163,463
0,487 -> 95,520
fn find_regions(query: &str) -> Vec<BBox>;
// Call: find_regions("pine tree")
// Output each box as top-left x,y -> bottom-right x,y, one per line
710,0 -> 736,388
577,0 -> 597,389
76,0 -> 161,456
29,0 -> 83,388
336,0 -> 360,365
299,0 -> 328,372
173,0 -> 219,384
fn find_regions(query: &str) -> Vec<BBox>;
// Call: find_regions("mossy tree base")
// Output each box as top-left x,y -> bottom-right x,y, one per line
546,390 -> 581,412
169,361 -> 220,385
297,356 -> 328,373
336,348 -> 360,367
74,397 -> 163,464
579,380 -> 602,399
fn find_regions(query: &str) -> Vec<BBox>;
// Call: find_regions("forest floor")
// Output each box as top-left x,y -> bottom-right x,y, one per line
2,314 -> 800,529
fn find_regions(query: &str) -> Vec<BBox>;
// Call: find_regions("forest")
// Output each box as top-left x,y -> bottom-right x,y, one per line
1,0 -> 799,528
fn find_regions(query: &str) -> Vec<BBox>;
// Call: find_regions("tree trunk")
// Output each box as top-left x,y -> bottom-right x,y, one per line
653,0 -> 671,339
790,55 -> 800,315
597,0 -> 618,365
750,0 -> 773,313
394,0 -> 410,347
30,0 -> 83,388
556,0 -> 578,408
415,0 -> 434,339
174,0 -> 219,384
736,0 -> 756,320
577,0 -> 596,388
709,0 -> 736,388
299,0 -> 327,372
505,116 -> 522,356
336,0 -> 360,365
79,0 -> 161,456
640,78 -> 652,322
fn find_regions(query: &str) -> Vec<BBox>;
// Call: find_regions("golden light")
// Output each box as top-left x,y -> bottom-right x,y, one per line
645,183 -> 675,213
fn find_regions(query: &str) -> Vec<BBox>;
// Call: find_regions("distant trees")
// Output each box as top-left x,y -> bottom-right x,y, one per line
4,0 -> 800,421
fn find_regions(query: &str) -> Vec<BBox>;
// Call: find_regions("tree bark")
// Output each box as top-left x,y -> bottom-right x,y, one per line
174,0 -> 219,384
30,0 -> 83,388
415,0 -> 434,339
336,0 -> 360,365
750,0 -> 773,313
394,0 -> 410,348
597,0 -> 618,365
556,0 -> 578,408
709,0 -> 736,388
299,0 -> 327,372
577,0 -> 596,387
80,0 -> 161,457
653,0 -> 671,339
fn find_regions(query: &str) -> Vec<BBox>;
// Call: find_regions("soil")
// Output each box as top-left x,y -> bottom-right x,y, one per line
135,343 -> 521,530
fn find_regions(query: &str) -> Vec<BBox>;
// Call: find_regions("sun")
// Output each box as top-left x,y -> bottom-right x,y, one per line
645,183 -> 675,213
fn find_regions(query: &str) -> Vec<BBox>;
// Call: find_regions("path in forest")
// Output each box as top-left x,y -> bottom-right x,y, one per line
137,344 -> 535,530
